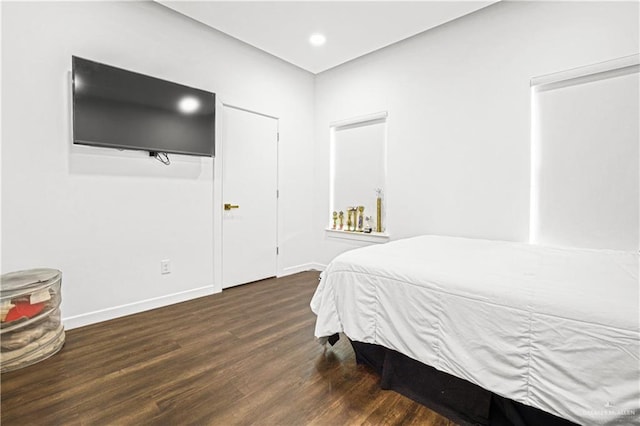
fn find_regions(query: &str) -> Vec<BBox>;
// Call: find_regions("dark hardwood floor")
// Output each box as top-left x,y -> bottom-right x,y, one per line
1,271 -> 456,425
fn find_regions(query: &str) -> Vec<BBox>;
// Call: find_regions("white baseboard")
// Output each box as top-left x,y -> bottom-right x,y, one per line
63,285 -> 218,330
279,262 -> 326,277
309,262 -> 326,272
64,264 -> 328,330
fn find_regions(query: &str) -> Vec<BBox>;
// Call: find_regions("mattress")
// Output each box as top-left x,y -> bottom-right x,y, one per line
310,235 -> 639,426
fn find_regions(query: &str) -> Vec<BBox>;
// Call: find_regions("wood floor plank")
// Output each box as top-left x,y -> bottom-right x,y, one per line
1,271 -> 457,425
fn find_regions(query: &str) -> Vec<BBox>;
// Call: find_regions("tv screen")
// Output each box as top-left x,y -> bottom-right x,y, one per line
72,56 -> 215,157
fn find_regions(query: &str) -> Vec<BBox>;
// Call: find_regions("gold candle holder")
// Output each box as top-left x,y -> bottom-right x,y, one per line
347,207 -> 358,232
375,188 -> 382,233
357,206 -> 365,232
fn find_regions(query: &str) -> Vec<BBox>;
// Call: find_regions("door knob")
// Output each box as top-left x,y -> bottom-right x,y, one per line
224,203 -> 240,211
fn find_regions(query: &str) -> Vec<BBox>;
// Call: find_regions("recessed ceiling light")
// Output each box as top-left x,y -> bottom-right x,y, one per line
309,33 -> 326,47
178,96 -> 200,114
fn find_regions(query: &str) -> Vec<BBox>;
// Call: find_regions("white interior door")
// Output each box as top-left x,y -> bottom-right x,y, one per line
222,105 -> 278,289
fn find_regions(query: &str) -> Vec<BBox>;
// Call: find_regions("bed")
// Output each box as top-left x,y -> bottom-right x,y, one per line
310,235 -> 639,426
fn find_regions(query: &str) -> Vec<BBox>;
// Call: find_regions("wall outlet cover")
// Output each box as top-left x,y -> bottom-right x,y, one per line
160,259 -> 171,274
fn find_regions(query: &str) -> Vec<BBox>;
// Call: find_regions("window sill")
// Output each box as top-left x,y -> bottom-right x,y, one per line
325,228 -> 390,244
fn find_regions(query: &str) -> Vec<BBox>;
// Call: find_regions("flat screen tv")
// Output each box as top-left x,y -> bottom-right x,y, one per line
72,56 -> 215,157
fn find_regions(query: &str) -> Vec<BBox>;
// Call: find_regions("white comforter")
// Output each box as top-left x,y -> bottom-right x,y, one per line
310,235 -> 639,426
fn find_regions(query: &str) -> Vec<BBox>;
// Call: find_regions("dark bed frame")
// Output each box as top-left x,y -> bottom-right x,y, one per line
346,338 -> 578,426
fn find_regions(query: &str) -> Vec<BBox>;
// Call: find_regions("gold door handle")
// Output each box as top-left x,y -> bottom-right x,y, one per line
224,203 -> 240,211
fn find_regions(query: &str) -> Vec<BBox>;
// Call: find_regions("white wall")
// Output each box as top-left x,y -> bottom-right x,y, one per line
1,1 -> 315,328
313,0 -> 639,265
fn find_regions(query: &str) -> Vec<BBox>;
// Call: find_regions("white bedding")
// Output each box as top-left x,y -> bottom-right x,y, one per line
310,235 -> 639,426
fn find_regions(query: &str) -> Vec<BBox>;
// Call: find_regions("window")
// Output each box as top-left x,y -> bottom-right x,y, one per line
530,55 -> 639,250
328,112 -> 389,242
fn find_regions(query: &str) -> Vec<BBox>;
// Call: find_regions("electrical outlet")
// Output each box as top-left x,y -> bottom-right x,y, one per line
160,259 -> 171,275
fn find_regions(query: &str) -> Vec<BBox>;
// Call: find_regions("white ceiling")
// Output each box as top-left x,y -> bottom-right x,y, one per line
157,1 -> 498,74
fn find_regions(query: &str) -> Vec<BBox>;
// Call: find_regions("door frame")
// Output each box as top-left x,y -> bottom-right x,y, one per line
213,100 -> 280,292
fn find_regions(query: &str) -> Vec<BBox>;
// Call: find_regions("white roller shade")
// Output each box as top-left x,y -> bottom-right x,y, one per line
531,56 -> 639,250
